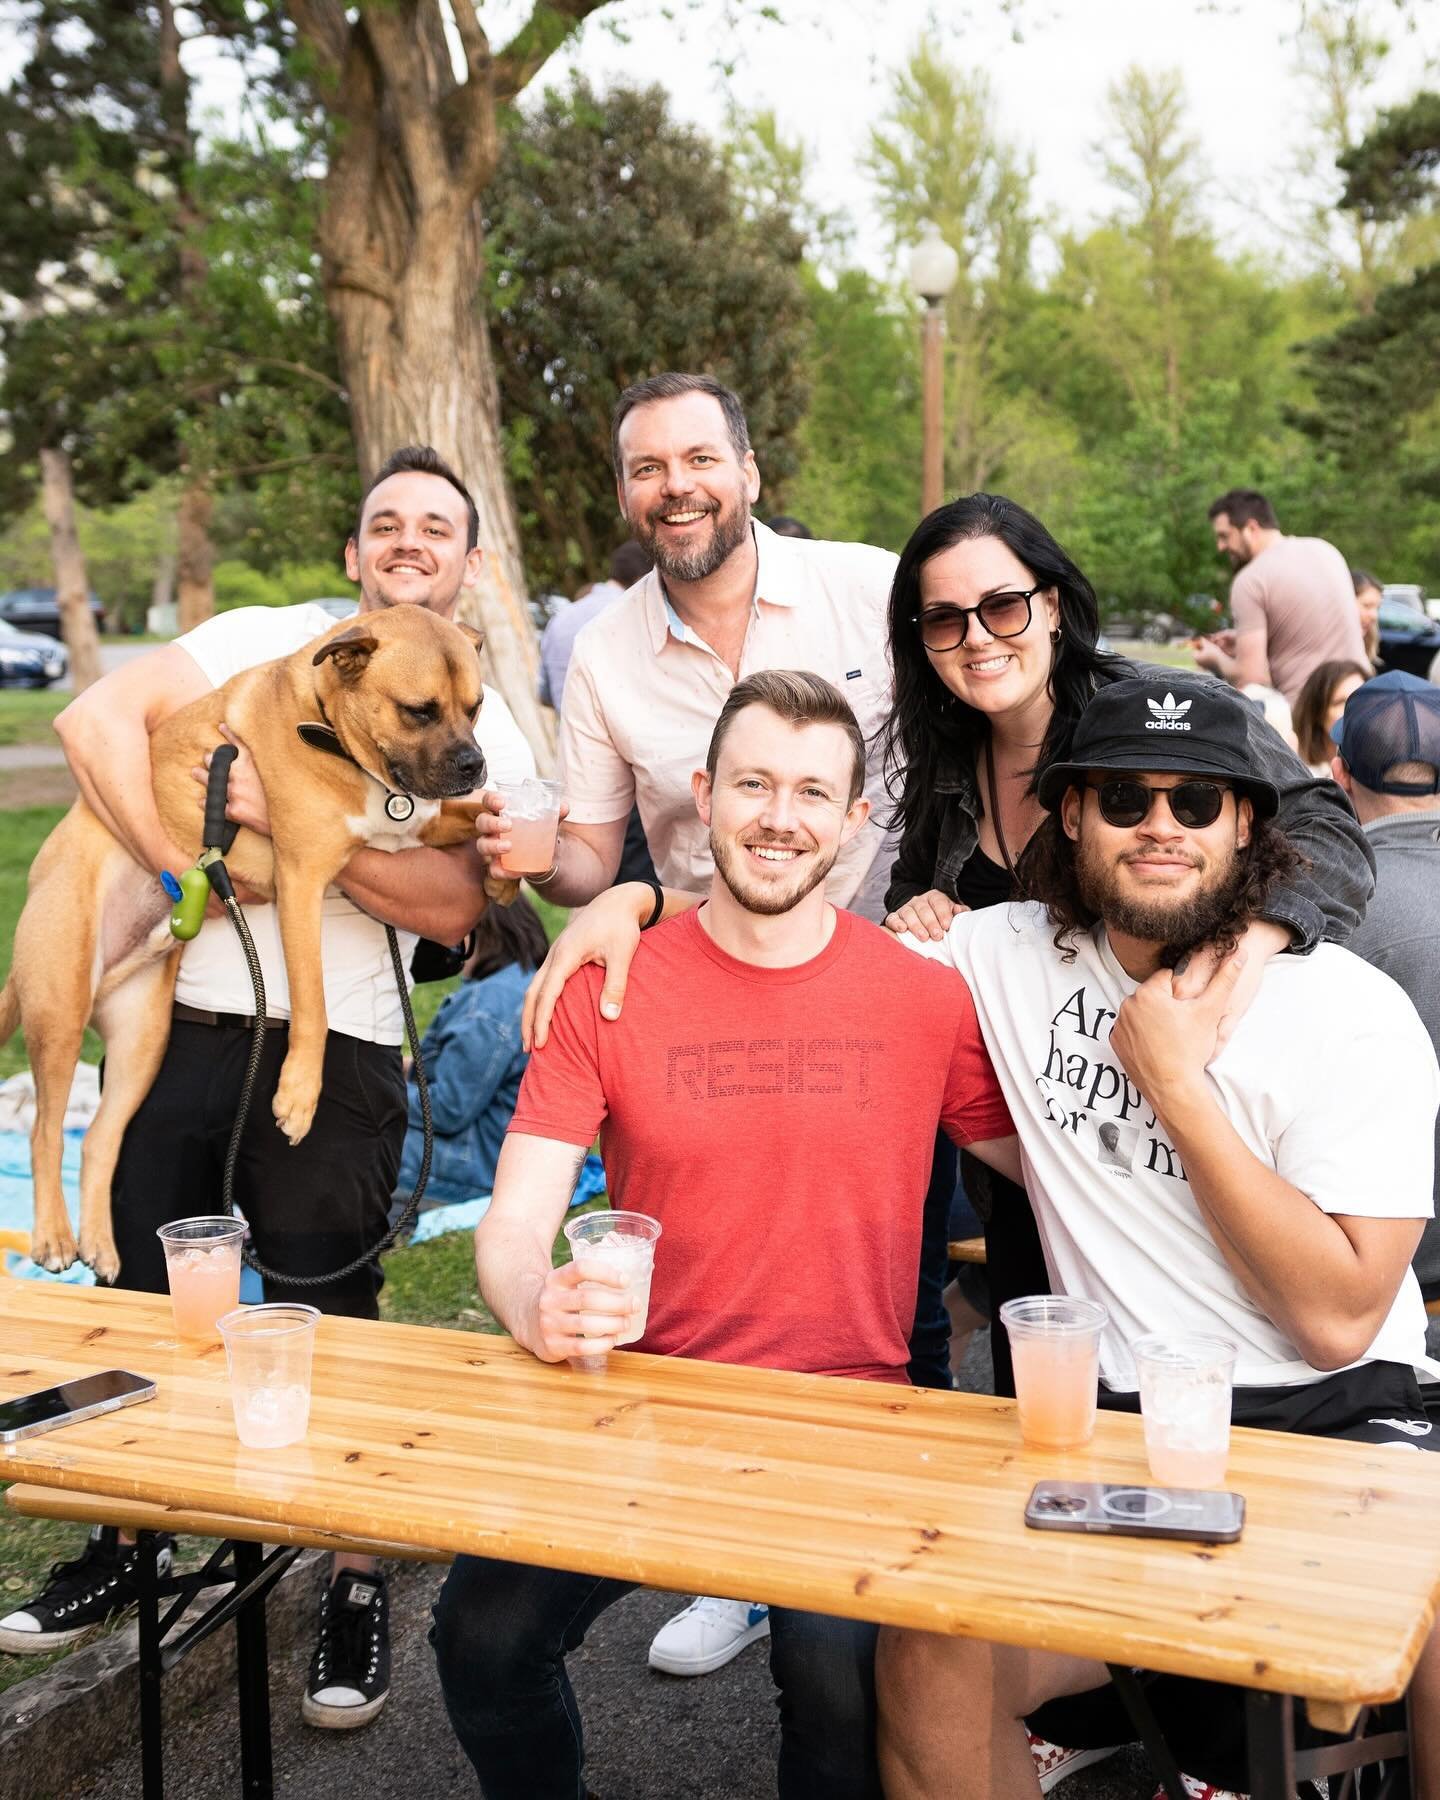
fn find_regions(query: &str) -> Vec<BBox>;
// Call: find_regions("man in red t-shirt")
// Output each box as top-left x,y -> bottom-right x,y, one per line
431,670 -> 1017,1800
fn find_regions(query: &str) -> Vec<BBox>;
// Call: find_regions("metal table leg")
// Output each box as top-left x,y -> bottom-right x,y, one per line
233,1540 -> 274,1800
1247,1690 -> 1297,1800
136,1531 -> 165,1800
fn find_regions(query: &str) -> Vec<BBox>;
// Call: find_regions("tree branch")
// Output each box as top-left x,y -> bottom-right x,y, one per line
493,0 -> 610,107
284,0 -> 352,83
216,450 -> 348,479
450,3 -> 500,194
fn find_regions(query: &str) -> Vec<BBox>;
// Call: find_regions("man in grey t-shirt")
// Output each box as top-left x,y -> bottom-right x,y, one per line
1195,487 -> 1370,704
1334,670 -> 1440,1347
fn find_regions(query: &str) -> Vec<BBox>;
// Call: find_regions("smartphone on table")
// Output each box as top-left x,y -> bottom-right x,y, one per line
0,1370 -> 157,1444
1024,1480 -> 1244,1543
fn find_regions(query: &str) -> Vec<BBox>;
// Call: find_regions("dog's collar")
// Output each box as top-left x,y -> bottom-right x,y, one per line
297,712 -> 416,823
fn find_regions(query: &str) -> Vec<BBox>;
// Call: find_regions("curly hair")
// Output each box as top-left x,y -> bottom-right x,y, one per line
1015,803 -> 1308,967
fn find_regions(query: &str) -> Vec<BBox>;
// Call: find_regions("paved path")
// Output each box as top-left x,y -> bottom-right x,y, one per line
69,1328 -> 1156,1800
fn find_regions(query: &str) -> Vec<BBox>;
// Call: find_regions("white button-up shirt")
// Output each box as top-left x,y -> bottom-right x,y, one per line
558,521 -> 898,906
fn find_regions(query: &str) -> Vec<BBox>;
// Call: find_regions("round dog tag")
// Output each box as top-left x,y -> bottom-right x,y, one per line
385,793 -> 415,822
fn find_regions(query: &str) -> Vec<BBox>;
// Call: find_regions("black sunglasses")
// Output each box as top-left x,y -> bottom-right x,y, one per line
1085,778 -> 1232,830
912,585 -> 1044,652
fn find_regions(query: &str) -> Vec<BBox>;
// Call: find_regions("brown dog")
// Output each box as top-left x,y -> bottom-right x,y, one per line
1,606 -> 506,1282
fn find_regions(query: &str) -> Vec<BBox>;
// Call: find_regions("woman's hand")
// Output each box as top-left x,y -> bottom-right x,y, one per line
883,888 -> 967,942
522,883 -> 656,1050
1170,918 -> 1291,1054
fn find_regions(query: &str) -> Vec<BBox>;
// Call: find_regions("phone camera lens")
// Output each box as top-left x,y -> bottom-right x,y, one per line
1034,1494 -> 1087,1516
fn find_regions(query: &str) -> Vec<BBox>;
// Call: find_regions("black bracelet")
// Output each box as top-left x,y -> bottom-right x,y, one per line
639,878 -> 666,931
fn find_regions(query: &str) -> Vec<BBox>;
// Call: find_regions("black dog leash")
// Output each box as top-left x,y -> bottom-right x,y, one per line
170,745 -> 433,1287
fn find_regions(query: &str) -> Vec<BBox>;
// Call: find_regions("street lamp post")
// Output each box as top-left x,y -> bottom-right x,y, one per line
908,224 -> 960,517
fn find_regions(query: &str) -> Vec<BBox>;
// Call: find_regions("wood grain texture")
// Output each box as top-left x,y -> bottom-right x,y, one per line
4,1283 -> 1438,1710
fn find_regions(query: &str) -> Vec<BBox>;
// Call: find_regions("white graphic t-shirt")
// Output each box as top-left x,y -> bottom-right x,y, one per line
172,604 -> 536,1044
908,903 -> 1439,1390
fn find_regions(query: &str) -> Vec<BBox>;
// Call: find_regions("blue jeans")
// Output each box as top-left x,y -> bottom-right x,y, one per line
431,1554 -> 880,1798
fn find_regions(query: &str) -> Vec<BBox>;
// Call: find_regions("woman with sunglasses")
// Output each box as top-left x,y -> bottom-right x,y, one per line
880,492 -> 1374,1396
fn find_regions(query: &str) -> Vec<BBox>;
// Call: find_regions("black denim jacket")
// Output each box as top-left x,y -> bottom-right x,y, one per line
883,661 -> 1376,950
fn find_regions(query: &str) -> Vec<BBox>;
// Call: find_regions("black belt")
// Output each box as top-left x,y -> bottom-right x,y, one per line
173,1002 -> 286,1031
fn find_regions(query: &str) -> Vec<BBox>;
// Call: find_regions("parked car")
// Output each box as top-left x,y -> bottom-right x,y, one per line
0,618 -> 69,687
1382,583 -> 1427,616
1377,597 -> 1440,678
0,586 -> 106,640
307,596 -> 360,621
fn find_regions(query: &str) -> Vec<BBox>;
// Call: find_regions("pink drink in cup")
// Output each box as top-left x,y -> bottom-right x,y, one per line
156,1216 -> 247,1340
999,1296 -> 1108,1449
1132,1333 -> 1237,1488
495,778 -> 562,876
562,1210 -> 662,1372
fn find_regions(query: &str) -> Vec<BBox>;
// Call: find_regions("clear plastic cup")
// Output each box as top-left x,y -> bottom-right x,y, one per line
495,777 -> 563,876
217,1304 -> 321,1448
1132,1333 -> 1238,1489
562,1210 -> 662,1373
1000,1295 -> 1108,1449
156,1216 -> 247,1340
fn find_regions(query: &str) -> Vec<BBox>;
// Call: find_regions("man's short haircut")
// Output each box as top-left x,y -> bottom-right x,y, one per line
705,670 -> 866,805
609,540 -> 653,588
1207,488 -> 1278,530
610,373 -> 751,474
1351,567 -> 1382,595
356,446 -> 479,551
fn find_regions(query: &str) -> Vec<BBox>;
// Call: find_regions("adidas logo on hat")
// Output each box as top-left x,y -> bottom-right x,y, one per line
1145,692 -> 1192,732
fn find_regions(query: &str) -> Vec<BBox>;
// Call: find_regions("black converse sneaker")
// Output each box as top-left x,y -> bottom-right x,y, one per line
0,1526 -> 175,1652
303,1569 -> 390,1729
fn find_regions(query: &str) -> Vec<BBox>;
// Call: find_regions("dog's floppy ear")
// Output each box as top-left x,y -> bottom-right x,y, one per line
456,622 -> 485,655
313,626 -> 379,679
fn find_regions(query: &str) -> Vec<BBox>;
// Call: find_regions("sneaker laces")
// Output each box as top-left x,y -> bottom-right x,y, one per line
315,1586 -> 380,1683
35,1542 -> 128,1609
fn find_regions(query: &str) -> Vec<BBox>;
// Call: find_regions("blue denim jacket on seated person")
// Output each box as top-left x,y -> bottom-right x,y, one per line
397,962 -> 532,1204
883,659 -> 1376,951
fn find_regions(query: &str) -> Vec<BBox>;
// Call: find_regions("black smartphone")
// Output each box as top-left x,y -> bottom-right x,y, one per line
0,1370 -> 157,1444
1024,1480 -> 1244,1543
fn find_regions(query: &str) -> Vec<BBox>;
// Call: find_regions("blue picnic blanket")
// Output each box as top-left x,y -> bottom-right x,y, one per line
407,1151 -> 607,1245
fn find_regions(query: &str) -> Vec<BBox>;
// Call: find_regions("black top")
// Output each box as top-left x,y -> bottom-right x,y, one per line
953,842 -> 1013,912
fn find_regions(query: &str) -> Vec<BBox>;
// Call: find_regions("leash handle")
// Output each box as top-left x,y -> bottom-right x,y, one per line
204,743 -> 239,852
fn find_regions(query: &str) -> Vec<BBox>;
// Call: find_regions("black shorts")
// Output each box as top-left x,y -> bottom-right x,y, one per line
1028,1362 -> 1435,1785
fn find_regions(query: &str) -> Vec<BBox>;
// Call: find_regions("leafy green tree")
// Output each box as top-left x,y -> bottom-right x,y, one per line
483,79 -> 809,594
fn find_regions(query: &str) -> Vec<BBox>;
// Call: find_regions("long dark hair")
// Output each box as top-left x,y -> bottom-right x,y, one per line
1015,807 -> 1306,967
1292,659 -> 1368,767
467,894 -> 550,981
879,493 -> 1127,838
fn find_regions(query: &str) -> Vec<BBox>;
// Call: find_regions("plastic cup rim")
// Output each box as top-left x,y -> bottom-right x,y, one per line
1131,1331 -> 1239,1370
217,1302 -> 321,1341
564,1209 -> 662,1243
999,1294 -> 1108,1336
156,1215 -> 248,1245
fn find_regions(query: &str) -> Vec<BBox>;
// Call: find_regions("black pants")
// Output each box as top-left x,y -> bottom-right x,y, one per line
110,1019 -> 406,1318
431,1555 -> 880,1799
907,1132 -> 957,1390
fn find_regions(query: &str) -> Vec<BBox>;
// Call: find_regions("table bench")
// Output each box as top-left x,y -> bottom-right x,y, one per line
3,1282 -> 1438,1800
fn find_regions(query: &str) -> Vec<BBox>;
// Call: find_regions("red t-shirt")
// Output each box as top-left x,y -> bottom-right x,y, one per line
508,907 -> 1012,1383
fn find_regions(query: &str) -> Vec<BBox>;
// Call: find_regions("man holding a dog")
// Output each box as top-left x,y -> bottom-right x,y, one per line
0,447 -> 530,1729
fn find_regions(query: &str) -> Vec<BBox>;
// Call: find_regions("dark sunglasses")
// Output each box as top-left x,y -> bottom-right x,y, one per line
1086,778 -> 1232,830
912,585 -> 1044,652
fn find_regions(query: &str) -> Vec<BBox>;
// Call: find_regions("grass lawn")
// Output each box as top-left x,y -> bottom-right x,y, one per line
0,691 -> 67,749
1110,640 -> 1199,671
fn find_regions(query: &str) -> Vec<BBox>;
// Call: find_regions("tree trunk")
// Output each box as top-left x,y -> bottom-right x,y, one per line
176,479 -> 215,632
38,447 -> 103,692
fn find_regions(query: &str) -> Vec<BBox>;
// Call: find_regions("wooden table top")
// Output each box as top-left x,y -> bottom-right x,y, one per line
4,1282 -> 1439,1712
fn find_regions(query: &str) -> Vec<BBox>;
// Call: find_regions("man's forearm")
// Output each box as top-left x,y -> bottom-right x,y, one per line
474,1217 -> 555,1353
537,827 -> 621,907
1156,1083 -> 1380,1359
57,710 -> 185,874
337,843 -> 488,942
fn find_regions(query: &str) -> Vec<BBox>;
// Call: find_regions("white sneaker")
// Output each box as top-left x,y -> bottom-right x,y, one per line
1028,1733 -> 1123,1793
1149,1777 -> 1246,1800
647,1596 -> 770,1677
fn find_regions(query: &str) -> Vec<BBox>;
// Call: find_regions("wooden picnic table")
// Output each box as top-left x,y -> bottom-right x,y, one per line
3,1281 -> 1440,1798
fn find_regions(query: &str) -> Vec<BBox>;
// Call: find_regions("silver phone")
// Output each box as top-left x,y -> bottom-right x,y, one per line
0,1370 -> 157,1444
1025,1479 -> 1244,1543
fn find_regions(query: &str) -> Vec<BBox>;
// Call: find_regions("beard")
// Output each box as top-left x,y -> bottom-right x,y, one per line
1075,835 -> 1247,962
632,490 -> 751,583
710,829 -> 838,917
